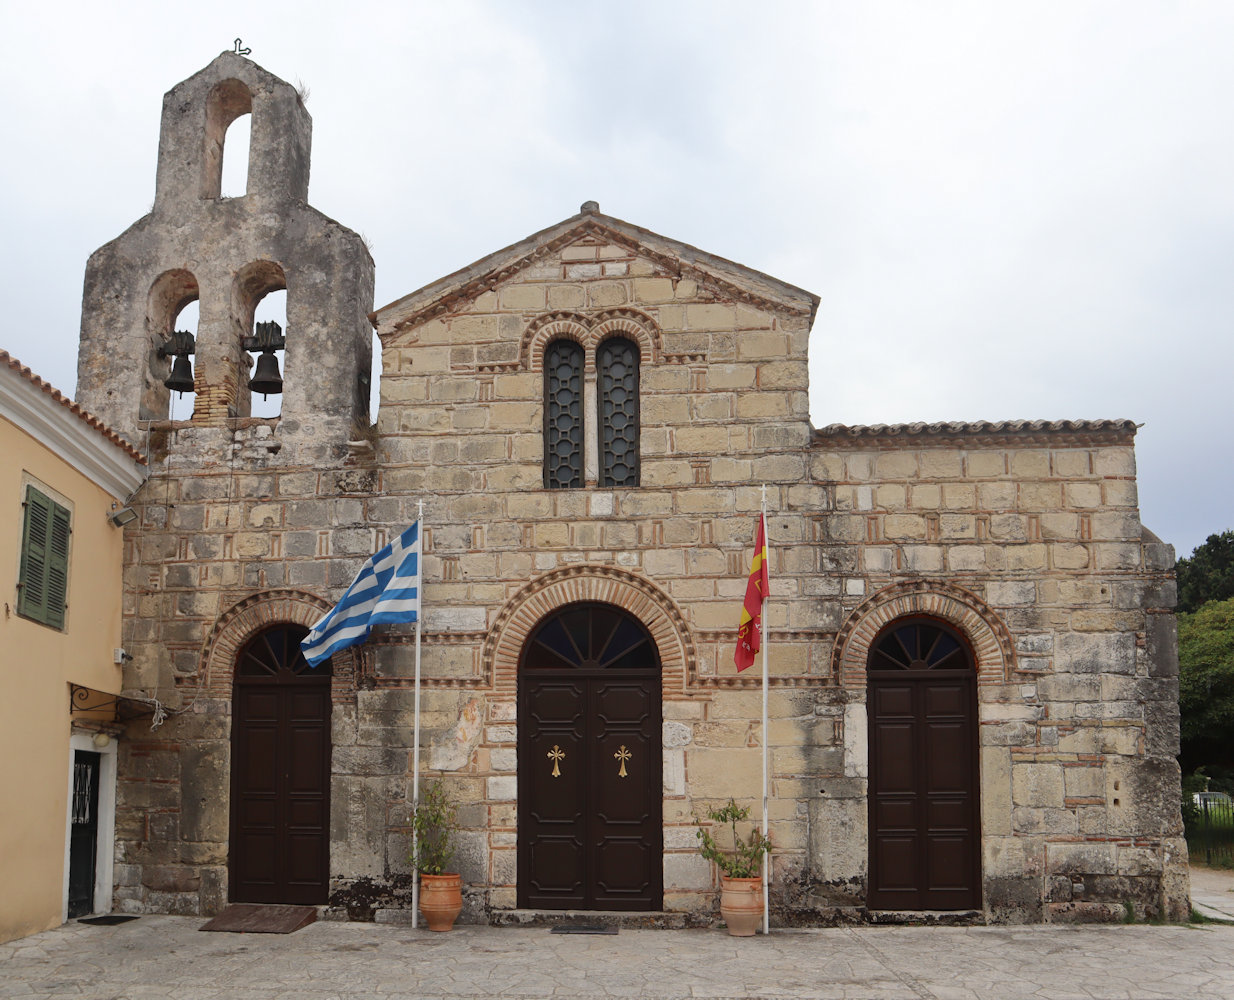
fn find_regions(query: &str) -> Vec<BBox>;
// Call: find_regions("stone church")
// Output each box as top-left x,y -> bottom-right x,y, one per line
74,52 -> 1187,925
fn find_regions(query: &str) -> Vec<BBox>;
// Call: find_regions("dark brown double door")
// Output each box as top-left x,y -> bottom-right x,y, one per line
867,618 -> 981,910
230,625 -> 332,905
518,604 -> 662,910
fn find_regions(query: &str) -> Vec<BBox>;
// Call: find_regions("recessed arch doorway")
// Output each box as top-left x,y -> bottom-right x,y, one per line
867,616 -> 981,910
517,602 -> 663,910
229,623 -> 332,905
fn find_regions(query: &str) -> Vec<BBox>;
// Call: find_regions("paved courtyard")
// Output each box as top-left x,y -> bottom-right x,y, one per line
5,870 -> 1234,1000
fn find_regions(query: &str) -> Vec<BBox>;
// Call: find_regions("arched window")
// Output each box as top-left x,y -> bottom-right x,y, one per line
544,339 -> 583,488
521,602 -> 660,672
868,617 -> 974,673
597,337 -> 639,487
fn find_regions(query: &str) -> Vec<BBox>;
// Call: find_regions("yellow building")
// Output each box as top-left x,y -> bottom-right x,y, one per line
0,351 -> 147,943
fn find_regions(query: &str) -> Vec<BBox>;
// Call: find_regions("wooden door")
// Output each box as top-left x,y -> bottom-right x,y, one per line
518,604 -> 662,910
867,617 -> 980,910
230,625 -> 332,905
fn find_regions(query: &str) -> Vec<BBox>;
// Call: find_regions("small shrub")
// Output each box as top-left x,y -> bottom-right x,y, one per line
411,779 -> 457,875
695,798 -> 770,879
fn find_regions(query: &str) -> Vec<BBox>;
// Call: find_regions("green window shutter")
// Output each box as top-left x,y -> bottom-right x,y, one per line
18,486 -> 70,629
46,501 -> 71,629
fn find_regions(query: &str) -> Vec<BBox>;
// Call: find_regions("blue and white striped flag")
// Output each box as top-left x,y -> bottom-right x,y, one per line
300,521 -> 421,668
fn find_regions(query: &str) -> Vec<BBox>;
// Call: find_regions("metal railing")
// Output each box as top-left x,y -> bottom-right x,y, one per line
1186,798 -> 1234,867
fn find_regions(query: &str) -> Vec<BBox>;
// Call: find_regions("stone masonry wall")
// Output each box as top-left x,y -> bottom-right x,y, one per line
109,227 -> 1185,925
809,427 -> 1187,922
364,229 -> 826,918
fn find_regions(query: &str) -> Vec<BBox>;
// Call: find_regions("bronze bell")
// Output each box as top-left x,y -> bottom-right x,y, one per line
249,351 -> 283,398
164,354 -> 195,395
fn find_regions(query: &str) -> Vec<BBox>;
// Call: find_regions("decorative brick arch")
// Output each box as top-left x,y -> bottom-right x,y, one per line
485,566 -> 693,697
198,589 -> 358,698
522,309 -> 661,371
523,313 -> 590,371
832,581 -> 1016,689
589,309 -> 660,363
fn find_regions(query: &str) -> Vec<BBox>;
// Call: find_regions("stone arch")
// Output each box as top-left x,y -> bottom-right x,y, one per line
590,309 -> 660,364
485,566 -> 693,697
203,78 -> 253,199
232,259 -> 288,333
231,260 -> 288,417
143,269 -> 200,420
523,313 -> 590,371
522,309 -> 662,371
198,589 -> 358,698
832,580 -> 1016,689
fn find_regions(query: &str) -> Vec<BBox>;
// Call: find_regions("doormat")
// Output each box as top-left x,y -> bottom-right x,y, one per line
78,915 -> 140,926
200,904 -> 317,934
550,924 -> 618,935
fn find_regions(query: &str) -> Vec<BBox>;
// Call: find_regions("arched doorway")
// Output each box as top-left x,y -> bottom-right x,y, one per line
867,616 -> 981,910
517,602 -> 663,910
229,624 -> 332,905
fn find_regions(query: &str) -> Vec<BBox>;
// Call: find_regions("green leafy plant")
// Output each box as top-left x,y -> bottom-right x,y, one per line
695,798 -> 770,878
411,778 -> 458,875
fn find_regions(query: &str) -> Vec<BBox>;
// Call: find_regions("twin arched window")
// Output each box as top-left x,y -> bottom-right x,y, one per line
544,337 -> 639,489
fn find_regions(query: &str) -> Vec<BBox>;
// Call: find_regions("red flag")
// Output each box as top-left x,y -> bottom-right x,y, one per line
734,513 -> 769,672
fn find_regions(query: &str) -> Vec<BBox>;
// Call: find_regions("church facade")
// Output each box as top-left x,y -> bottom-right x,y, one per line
75,52 -> 1187,925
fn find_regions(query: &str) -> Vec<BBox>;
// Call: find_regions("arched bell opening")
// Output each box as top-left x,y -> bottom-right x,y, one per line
232,260 -> 287,418
203,78 -> 253,200
516,602 -> 663,911
145,269 -> 200,422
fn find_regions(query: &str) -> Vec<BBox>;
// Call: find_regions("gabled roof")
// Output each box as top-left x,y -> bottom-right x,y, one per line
372,203 -> 820,335
1,350 -> 147,498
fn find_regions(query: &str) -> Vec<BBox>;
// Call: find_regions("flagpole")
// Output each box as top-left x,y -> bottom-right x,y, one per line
411,499 -> 424,929
760,484 -> 770,936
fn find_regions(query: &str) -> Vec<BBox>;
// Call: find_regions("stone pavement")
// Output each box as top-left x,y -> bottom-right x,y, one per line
5,881 -> 1234,1000
1189,864 -> 1234,921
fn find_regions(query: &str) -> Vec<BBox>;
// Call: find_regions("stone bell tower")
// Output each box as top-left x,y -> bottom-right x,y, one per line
76,50 -> 375,465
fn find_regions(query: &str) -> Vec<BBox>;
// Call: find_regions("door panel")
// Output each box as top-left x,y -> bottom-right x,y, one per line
67,750 -> 101,918
868,619 -> 980,911
518,604 -> 663,911
230,625 -> 331,906
520,673 -> 661,909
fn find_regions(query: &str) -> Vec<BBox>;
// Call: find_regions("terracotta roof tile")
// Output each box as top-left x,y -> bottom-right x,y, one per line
0,350 -> 146,464
815,419 -> 1138,440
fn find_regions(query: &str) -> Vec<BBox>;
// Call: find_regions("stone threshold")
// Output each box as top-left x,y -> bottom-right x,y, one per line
865,909 -> 985,925
490,909 -> 705,930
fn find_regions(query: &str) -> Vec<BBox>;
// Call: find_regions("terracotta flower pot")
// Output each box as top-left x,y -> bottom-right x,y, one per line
719,875 -> 763,936
419,872 -> 463,931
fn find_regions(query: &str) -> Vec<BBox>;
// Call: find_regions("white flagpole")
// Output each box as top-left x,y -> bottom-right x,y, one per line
760,484 -> 770,935
411,500 -> 424,929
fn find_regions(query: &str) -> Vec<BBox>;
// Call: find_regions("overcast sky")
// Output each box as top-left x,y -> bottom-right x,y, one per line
2,1 -> 1230,558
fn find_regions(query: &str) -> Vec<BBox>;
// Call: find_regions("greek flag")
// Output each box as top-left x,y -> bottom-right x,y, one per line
300,521 -> 421,668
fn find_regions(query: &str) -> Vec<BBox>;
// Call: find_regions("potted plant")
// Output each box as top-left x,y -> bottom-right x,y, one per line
412,778 -> 462,931
695,798 -> 771,936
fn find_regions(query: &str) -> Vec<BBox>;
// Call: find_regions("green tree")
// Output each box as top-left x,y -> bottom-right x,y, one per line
1176,530 -> 1234,613
1179,596 -> 1234,771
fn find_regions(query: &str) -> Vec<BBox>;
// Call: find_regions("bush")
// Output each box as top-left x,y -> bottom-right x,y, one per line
695,798 -> 770,879
411,778 -> 458,875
